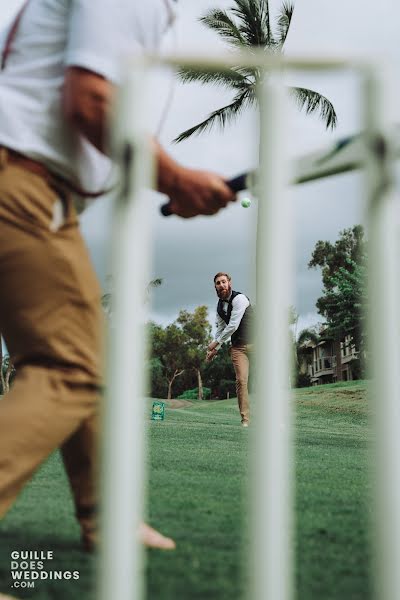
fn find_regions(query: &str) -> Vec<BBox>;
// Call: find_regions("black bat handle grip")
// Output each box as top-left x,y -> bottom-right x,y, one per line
160,202 -> 173,217
226,173 -> 247,193
160,173 -> 248,217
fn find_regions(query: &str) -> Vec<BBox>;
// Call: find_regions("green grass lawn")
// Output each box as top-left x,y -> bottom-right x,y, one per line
0,381 -> 371,599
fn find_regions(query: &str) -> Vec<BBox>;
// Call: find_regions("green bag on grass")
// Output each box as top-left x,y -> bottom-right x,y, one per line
151,401 -> 165,421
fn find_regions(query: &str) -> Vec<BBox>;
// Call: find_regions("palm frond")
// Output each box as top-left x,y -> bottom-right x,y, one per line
173,90 -> 254,143
200,9 -> 247,49
177,66 -> 251,91
259,0 -> 274,46
290,86 -> 338,130
231,0 -> 273,47
275,1 -> 294,48
297,328 -> 319,346
251,0 -> 273,46
260,0 -> 272,45
101,293 -> 112,309
148,278 -> 163,289
233,66 -> 259,80
174,1 -> 337,141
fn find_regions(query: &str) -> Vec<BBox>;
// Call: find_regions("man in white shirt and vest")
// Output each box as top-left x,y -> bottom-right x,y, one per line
207,273 -> 253,427
0,0 -> 235,556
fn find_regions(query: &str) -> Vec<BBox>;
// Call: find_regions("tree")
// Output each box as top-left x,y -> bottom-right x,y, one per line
204,343 -> 236,398
296,327 -> 319,362
175,0 -> 337,142
149,307 -> 219,400
145,277 -> 163,302
0,355 -> 15,394
294,327 -> 320,387
308,225 -> 365,294
176,306 -> 212,400
150,322 -> 187,400
148,356 -> 167,398
0,337 -> 15,396
308,225 -> 366,379
0,338 -> 3,394
101,277 -> 164,318
317,258 -> 367,370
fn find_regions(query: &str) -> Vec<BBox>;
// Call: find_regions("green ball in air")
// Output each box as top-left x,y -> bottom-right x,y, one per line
241,197 -> 252,208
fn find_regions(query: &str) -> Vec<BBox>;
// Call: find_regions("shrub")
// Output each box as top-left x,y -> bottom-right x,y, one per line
178,387 -> 211,400
296,372 -> 312,388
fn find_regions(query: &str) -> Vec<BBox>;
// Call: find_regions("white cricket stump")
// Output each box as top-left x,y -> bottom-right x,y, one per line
250,74 -> 294,600
363,67 -> 400,600
98,64 -> 154,600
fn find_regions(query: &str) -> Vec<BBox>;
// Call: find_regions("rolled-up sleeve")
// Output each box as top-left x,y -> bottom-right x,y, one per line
214,313 -> 226,348
65,0 -> 171,84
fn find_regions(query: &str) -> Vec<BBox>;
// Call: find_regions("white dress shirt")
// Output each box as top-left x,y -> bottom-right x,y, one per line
0,0 -> 175,189
214,293 -> 250,349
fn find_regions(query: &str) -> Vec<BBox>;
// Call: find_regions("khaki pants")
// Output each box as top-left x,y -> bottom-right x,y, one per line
0,153 -> 103,545
230,344 -> 252,423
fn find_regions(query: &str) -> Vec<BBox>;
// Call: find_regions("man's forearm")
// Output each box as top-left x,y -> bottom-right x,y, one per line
63,73 -> 192,194
63,67 -> 112,154
216,324 -> 236,347
213,317 -> 226,349
62,68 -> 234,218
154,141 -> 182,196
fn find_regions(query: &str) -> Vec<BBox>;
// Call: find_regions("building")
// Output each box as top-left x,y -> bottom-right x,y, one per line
308,334 -> 359,385
298,334 -> 360,386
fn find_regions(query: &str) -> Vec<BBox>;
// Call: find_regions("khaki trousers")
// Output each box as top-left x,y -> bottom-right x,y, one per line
230,344 -> 252,423
0,154 -> 103,544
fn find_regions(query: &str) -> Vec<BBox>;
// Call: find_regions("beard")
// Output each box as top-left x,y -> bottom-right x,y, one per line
217,284 -> 232,300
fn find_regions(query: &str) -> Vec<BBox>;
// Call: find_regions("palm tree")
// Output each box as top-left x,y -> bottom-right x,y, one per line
296,327 -> 319,368
174,0 -> 337,143
1,355 -> 15,394
145,278 -> 163,303
0,338 -> 3,392
101,278 -> 164,318
295,327 -> 319,386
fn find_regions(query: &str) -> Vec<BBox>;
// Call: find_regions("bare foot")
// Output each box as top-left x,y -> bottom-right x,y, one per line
83,521 -> 176,552
139,523 -> 176,550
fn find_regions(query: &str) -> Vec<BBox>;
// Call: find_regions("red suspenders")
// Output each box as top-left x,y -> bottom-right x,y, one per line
0,1 -> 174,198
0,0 -> 112,198
1,1 -> 29,70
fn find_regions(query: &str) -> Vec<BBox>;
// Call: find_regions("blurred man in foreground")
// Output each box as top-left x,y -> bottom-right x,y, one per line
0,0 -> 235,554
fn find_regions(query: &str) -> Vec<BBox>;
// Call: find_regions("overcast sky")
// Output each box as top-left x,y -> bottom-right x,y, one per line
1,0 -> 399,335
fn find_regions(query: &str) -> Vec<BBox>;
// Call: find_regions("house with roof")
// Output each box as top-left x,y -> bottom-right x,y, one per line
299,333 -> 360,386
